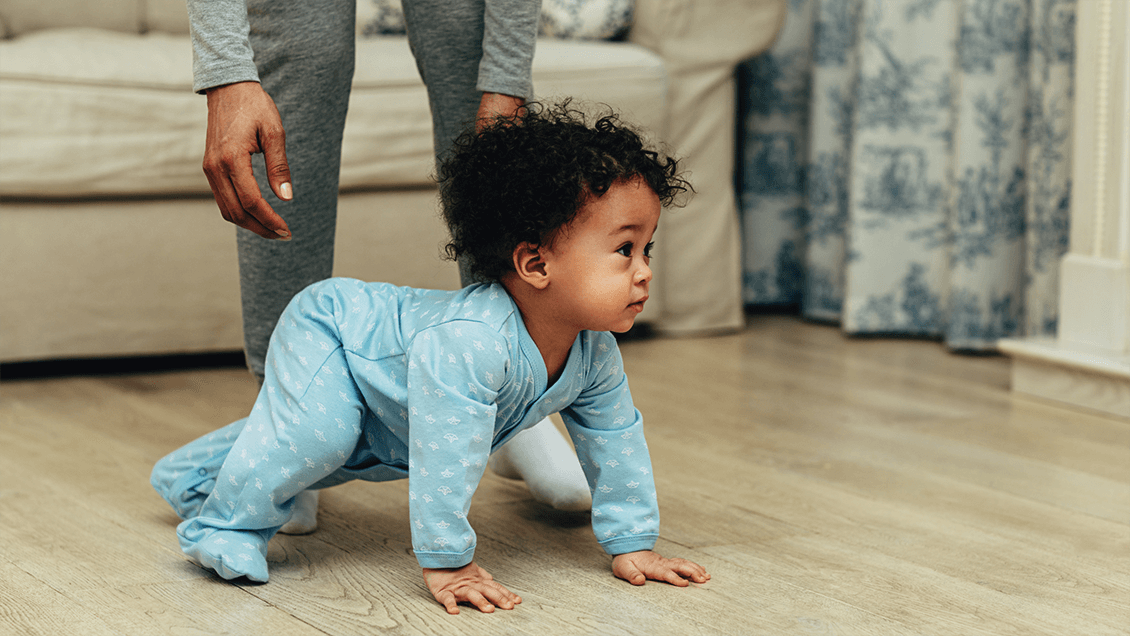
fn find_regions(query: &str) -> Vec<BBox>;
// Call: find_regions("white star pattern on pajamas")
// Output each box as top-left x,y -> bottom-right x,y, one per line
151,279 -> 659,582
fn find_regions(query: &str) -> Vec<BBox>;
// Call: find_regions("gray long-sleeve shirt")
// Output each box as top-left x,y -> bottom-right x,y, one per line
186,0 -> 539,95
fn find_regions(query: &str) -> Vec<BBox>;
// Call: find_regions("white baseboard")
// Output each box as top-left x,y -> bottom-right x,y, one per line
1058,254 -> 1130,352
998,338 -> 1130,419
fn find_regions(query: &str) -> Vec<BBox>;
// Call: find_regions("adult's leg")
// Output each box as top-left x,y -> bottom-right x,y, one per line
402,0 -> 590,512
401,0 -> 486,169
239,0 -> 357,380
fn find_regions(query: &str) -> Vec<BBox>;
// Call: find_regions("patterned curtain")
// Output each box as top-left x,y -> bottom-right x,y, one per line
736,0 -> 1075,351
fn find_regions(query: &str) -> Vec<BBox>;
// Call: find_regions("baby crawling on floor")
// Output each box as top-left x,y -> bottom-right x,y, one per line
151,102 -> 709,614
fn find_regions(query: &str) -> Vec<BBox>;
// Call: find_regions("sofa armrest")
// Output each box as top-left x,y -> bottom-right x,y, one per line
623,0 -> 785,335
629,0 -> 786,70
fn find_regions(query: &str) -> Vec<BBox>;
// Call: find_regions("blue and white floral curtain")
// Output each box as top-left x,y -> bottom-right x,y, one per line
737,0 -> 1075,351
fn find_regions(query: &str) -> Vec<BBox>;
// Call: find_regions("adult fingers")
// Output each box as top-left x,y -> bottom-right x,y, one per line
203,146 -> 289,240
228,152 -> 291,239
202,169 -> 274,238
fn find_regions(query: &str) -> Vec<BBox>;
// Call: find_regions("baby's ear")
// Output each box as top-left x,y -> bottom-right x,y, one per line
511,242 -> 549,289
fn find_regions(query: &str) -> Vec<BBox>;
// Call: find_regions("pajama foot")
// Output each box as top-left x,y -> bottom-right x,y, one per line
179,526 -> 270,583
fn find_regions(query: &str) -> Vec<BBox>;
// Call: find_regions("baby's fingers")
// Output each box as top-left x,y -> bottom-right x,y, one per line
671,558 -> 711,584
435,589 -> 460,615
481,581 -> 522,609
644,558 -> 710,587
659,568 -> 691,587
613,558 -> 648,586
460,582 -> 521,613
462,588 -> 496,613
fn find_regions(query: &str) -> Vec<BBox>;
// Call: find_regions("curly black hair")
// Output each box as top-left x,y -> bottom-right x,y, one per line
436,101 -> 691,281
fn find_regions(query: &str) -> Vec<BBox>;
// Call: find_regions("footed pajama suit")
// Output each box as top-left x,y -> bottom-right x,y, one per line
152,279 -> 659,581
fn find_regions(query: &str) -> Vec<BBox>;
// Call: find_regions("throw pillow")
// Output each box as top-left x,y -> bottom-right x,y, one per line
357,0 -> 634,40
358,0 -> 406,37
539,0 -> 633,40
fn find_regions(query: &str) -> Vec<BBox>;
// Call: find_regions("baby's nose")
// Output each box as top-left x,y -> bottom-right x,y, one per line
636,262 -> 652,284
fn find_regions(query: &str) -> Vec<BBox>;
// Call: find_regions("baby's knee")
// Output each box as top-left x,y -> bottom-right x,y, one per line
276,279 -> 357,337
150,453 -> 178,496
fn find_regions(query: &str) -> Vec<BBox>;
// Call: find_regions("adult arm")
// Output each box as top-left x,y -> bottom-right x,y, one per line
479,0 -> 539,99
475,0 -> 540,128
187,0 -> 293,239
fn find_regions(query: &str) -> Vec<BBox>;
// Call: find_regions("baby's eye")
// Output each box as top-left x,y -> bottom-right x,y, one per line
643,241 -> 655,258
617,243 -> 633,257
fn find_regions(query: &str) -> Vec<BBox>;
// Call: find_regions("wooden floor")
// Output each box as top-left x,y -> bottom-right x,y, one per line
2,316 -> 1127,635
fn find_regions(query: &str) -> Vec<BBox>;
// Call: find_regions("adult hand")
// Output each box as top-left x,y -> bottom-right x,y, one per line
422,562 -> 522,614
612,550 -> 711,587
203,81 -> 293,240
476,92 -> 525,131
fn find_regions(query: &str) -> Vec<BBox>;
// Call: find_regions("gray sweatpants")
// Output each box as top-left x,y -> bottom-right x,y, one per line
240,0 -> 513,378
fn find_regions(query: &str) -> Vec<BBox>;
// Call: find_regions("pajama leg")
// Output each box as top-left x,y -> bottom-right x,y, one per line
175,296 -> 367,582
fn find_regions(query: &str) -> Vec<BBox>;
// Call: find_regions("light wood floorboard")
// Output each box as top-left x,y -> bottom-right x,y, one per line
1,316 -> 1127,635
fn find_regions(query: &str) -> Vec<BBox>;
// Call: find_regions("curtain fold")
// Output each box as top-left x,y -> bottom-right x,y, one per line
737,0 -> 1075,351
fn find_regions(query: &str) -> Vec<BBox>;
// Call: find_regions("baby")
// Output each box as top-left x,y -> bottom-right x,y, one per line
151,102 -> 710,614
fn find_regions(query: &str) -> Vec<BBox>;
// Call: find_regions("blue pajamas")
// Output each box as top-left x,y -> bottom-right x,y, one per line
153,279 -> 659,581
155,345 -> 368,581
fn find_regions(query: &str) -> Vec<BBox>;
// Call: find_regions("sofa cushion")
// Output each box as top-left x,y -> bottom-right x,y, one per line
342,36 -> 666,191
145,0 -> 191,35
0,28 -> 206,197
358,0 -> 407,37
0,0 -> 142,38
0,29 -> 665,197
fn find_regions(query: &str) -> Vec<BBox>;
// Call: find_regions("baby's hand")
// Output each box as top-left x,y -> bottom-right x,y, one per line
422,562 -> 522,615
612,550 -> 711,587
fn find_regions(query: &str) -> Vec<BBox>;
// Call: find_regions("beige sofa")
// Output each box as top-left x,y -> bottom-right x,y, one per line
0,0 -> 784,363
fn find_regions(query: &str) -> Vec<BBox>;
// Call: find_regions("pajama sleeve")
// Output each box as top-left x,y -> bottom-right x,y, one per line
560,335 -> 660,556
405,321 -> 510,569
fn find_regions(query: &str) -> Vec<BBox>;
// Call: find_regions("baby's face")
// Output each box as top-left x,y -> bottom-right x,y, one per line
540,177 -> 660,333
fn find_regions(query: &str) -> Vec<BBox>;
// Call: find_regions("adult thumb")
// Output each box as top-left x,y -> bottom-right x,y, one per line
262,126 -> 293,201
